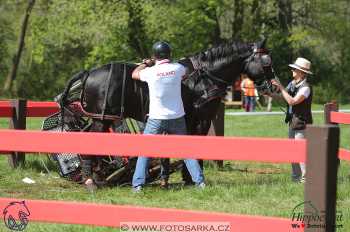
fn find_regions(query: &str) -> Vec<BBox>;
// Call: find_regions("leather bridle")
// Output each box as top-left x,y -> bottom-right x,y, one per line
242,47 -> 276,93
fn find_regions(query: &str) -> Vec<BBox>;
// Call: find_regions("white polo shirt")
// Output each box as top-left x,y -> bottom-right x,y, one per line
139,59 -> 186,119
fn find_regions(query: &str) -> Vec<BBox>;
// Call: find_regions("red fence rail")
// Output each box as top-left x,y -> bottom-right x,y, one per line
330,111 -> 350,125
0,100 -> 60,163
0,129 -> 306,163
0,126 -> 340,232
0,130 -> 307,231
339,148 -> 350,161
0,100 -> 59,117
324,102 -> 350,161
0,198 -> 299,231
0,100 -> 343,231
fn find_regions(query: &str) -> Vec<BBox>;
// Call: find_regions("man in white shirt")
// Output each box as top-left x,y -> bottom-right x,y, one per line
131,41 -> 205,192
272,57 -> 313,183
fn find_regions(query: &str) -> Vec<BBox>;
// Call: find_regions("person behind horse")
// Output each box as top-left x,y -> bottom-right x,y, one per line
271,57 -> 313,183
240,74 -> 256,112
131,41 -> 205,192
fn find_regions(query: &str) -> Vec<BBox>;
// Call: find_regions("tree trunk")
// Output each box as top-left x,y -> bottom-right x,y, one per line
232,0 -> 244,39
201,2 -> 223,46
251,0 -> 264,33
277,0 -> 293,61
277,0 -> 292,35
126,0 -> 150,59
3,0 -> 36,93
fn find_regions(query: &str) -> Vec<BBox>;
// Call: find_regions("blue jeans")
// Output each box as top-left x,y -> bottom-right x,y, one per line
132,117 -> 204,187
244,96 -> 256,112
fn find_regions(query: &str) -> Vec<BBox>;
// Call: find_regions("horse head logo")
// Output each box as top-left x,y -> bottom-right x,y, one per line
3,201 -> 30,231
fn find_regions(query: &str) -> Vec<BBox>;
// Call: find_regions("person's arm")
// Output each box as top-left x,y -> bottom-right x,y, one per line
131,64 -> 147,80
279,88 -> 306,105
132,59 -> 155,80
271,79 -> 307,106
267,92 -> 284,101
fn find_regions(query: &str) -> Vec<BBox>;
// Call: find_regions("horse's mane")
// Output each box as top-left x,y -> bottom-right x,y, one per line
190,40 -> 253,70
89,62 -> 137,75
89,63 -> 111,74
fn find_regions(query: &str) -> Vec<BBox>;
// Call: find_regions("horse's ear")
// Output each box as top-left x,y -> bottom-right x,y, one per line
257,37 -> 267,48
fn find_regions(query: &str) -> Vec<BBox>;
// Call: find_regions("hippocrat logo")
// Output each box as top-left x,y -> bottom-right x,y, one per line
290,201 -> 343,230
3,201 -> 31,231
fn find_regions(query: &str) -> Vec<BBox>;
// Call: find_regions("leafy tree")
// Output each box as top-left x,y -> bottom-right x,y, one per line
0,0 -> 349,102
3,0 -> 35,93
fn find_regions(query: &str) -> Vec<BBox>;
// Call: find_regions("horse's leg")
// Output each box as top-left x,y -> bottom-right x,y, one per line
81,119 -> 112,191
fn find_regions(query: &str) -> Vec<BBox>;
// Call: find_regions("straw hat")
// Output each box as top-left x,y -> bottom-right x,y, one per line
288,57 -> 313,75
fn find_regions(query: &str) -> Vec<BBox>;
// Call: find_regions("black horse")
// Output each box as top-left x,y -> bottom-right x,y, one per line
58,39 -> 276,184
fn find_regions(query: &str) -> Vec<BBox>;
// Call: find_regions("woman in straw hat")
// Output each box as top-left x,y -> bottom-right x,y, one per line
271,57 -> 313,183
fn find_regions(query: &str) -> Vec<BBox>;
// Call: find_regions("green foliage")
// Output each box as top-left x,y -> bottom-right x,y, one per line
0,18 -> 10,81
0,0 -> 349,101
0,0 -> 22,96
144,0 -> 218,56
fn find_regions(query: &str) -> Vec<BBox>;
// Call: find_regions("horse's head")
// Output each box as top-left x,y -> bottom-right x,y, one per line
243,38 -> 277,95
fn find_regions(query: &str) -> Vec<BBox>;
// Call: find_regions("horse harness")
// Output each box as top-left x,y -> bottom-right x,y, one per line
80,63 -> 127,121
186,58 -> 228,109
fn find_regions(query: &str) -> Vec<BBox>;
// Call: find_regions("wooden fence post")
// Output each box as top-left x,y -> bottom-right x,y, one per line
8,99 -> 27,168
324,102 -> 338,124
208,101 -> 225,168
304,125 -> 339,232
324,102 -> 341,169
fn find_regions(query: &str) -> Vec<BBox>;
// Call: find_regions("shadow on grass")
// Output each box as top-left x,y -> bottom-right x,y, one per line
216,163 -> 283,174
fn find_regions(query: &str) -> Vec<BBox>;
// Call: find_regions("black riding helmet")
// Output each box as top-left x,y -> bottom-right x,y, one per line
152,41 -> 171,60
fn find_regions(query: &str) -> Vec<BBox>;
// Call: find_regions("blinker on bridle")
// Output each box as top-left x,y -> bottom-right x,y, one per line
243,47 -> 275,92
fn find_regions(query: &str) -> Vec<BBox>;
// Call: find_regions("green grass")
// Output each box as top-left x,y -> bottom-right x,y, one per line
0,110 -> 349,231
